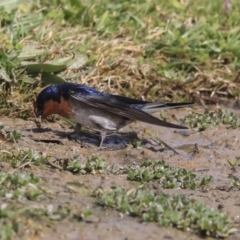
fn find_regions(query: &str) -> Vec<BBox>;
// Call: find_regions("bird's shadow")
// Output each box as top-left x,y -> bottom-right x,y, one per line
30,126 -> 162,150
55,129 -> 139,149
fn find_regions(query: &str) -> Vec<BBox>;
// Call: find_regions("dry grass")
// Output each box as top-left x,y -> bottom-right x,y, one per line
1,0 -> 240,118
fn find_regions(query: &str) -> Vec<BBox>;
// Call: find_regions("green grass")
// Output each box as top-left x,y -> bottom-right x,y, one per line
1,0 -> 240,114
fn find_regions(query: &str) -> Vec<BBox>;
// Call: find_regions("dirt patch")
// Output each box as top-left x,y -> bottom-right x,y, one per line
0,106 -> 239,239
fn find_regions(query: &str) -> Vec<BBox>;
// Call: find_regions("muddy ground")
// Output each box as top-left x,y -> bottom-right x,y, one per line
1,105 -> 240,240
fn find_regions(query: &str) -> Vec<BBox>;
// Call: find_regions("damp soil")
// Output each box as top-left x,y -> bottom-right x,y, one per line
1,105 -> 240,240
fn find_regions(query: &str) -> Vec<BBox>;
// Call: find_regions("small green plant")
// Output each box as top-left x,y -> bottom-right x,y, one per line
0,128 -> 21,143
184,109 -> 239,131
0,149 -> 47,168
66,156 -> 107,174
227,158 -> 239,170
34,205 -> 73,221
7,130 -> 22,143
0,205 -> 23,240
0,172 -> 41,200
132,139 -> 142,149
0,204 -> 74,239
127,160 -> 212,190
96,187 -> 237,238
230,177 -> 239,188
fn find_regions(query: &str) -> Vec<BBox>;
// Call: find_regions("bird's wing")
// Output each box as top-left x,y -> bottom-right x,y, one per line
111,94 -> 193,112
69,90 -> 188,129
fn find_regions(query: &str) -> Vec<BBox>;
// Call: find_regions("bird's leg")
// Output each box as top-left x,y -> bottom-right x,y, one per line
74,123 -> 82,133
98,129 -> 107,149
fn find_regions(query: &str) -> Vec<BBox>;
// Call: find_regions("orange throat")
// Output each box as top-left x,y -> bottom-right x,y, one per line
42,97 -> 72,119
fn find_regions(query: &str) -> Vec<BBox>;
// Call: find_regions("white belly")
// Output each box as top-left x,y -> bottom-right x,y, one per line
68,98 -> 129,131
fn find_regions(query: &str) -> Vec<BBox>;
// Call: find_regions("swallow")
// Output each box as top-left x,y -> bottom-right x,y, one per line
34,83 -> 192,149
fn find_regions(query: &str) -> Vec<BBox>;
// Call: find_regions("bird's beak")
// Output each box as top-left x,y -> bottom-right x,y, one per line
33,101 -> 42,128
33,101 -> 42,118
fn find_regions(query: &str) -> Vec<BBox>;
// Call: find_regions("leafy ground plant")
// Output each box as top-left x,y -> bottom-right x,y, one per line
64,157 -> 212,191
0,172 -> 41,200
0,125 -> 21,143
0,202 -> 94,240
183,108 -> 239,131
127,160 -> 212,190
0,204 -> 24,240
65,156 -> 107,174
0,149 -> 47,168
96,187 -> 237,238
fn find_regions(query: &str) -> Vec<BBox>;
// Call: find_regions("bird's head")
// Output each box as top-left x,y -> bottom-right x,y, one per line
33,84 -> 71,119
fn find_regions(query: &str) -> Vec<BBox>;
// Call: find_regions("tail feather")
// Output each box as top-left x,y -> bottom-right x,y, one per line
140,102 -> 193,113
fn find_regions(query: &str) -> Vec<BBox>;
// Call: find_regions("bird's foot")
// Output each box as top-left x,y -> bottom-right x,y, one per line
97,145 -> 107,150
